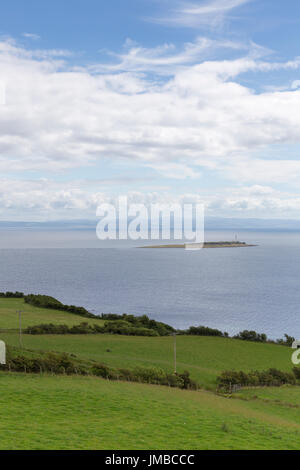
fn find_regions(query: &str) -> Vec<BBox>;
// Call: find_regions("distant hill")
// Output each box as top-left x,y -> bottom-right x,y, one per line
1,217 -> 300,231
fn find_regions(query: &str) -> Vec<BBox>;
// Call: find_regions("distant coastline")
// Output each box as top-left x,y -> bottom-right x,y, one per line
139,241 -> 257,249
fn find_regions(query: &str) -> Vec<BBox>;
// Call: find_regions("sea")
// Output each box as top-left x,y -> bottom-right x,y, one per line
0,228 -> 299,339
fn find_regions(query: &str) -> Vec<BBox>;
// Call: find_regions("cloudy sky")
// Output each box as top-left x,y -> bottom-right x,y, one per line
1,0 -> 300,220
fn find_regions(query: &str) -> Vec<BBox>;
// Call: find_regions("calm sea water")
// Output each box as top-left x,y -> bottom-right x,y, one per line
0,229 -> 299,339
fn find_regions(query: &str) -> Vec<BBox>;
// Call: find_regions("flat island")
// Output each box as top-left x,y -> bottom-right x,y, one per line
140,241 -> 256,248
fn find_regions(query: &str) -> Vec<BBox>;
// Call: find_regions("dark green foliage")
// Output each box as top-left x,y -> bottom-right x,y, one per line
24,321 -> 159,337
177,370 -> 198,390
69,322 -> 101,334
183,325 -> 225,337
276,334 -> 295,347
25,323 -> 70,335
0,291 -> 24,298
25,294 -> 63,309
91,363 -> 198,390
217,368 -> 297,391
91,364 -> 116,379
1,351 -> 87,375
100,313 -> 174,336
24,294 -> 97,319
234,330 -> 268,343
103,320 -> 159,336
24,322 -> 102,335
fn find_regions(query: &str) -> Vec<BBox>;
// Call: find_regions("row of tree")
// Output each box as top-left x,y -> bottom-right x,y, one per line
25,321 -> 160,337
217,367 -> 299,391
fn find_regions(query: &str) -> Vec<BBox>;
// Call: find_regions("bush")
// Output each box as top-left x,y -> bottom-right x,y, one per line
3,352 -> 87,375
91,364 -> 117,380
24,294 -> 97,319
25,323 -> 70,335
25,322 -> 96,335
184,325 -> 225,337
267,368 -> 296,386
276,334 -> 295,347
90,363 -> 198,389
25,321 -> 160,337
100,313 -> 174,336
104,321 -> 159,337
177,370 -> 198,390
234,330 -> 268,343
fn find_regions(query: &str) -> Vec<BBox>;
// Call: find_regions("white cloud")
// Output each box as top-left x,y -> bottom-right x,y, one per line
23,33 -> 41,41
1,179 -> 300,220
151,0 -> 252,29
1,38 -> 300,218
146,162 -> 202,179
205,185 -> 300,217
94,37 -> 246,75
183,0 -> 250,14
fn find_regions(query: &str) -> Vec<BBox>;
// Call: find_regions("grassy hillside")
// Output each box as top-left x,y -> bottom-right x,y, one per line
1,332 -> 292,390
0,296 -> 299,450
0,373 -> 299,450
0,298 -> 105,329
0,297 -> 293,390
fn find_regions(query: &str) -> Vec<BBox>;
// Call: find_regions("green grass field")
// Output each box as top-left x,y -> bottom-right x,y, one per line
0,373 -> 299,450
1,332 -> 292,389
0,297 -> 299,450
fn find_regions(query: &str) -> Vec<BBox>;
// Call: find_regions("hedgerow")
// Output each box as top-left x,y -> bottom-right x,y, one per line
217,368 -> 297,391
0,349 -> 197,390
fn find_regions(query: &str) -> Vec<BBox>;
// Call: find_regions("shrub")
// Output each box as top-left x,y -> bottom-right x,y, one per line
91,364 -> 117,380
177,370 -> 198,390
24,294 -> 97,319
276,334 -> 295,347
3,352 -> 86,375
234,330 -> 268,343
104,321 -> 159,337
25,321 -> 161,337
25,323 -> 70,335
100,313 -> 174,336
184,325 -> 224,337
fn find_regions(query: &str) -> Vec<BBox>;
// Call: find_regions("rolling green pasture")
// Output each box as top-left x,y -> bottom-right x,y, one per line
235,386 -> 300,407
0,297 -> 299,450
0,373 -> 299,450
1,332 -> 292,389
0,297 -> 293,390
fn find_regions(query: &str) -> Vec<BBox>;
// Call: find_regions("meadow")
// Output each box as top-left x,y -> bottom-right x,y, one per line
0,297 -> 299,450
1,331 -> 293,389
0,373 -> 299,450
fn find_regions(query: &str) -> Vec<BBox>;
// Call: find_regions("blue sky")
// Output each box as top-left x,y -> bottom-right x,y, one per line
1,0 -> 299,58
1,1 -> 299,54
1,0 -> 300,220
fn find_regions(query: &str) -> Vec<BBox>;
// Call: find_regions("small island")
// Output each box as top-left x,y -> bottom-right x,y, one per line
139,241 -> 256,249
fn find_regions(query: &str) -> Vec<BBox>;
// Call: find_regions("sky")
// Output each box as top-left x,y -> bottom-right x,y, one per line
1,0 -> 300,221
